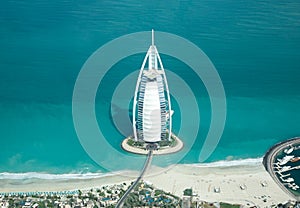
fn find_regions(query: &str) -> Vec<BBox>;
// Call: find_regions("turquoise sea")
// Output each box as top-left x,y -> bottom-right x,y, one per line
1,0 -> 300,178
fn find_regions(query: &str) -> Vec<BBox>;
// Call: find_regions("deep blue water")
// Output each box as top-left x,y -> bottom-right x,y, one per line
0,0 -> 300,174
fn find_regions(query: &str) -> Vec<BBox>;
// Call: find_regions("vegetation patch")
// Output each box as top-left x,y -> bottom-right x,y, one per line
127,133 -> 177,149
220,202 -> 241,208
127,137 -> 145,148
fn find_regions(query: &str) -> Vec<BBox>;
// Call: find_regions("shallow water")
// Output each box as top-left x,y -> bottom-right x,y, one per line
0,0 -> 299,174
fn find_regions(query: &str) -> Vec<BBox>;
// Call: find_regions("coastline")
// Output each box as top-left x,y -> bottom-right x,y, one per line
0,161 -> 293,207
121,132 -> 184,155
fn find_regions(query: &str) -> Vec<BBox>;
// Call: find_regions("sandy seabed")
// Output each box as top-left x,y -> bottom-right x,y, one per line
0,163 -> 293,207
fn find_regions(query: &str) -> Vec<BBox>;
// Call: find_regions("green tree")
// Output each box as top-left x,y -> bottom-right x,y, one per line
183,188 -> 193,196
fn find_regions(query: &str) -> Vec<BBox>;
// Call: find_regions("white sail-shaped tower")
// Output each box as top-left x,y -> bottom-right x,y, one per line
132,30 -> 172,143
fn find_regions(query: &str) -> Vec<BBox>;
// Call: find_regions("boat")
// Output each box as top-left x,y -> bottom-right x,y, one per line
284,146 -> 294,154
280,177 -> 294,183
276,172 -> 290,178
279,166 -> 291,172
277,155 -> 294,165
290,157 -> 300,162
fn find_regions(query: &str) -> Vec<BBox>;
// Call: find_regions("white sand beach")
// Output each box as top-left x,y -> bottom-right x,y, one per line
0,163 -> 294,207
145,164 -> 294,207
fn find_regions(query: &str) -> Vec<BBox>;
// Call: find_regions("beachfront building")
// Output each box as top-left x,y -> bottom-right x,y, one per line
182,196 -> 192,208
132,30 -> 172,143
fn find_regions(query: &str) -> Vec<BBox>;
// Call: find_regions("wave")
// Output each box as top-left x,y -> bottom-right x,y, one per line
0,171 -> 120,180
184,157 -> 263,168
0,158 -> 263,180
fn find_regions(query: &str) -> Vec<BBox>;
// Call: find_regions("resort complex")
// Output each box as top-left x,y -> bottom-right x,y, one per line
0,182 -> 181,208
117,30 -> 184,207
122,30 -> 183,155
0,168 -> 299,208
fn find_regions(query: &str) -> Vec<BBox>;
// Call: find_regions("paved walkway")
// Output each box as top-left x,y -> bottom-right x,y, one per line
121,133 -> 184,155
116,150 -> 153,208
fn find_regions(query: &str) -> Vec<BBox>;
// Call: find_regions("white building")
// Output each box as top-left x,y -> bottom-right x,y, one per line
182,196 -> 191,208
132,30 -> 172,143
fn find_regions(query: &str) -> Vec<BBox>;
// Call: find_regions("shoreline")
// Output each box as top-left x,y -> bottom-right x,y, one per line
121,132 -> 184,155
0,162 -> 294,207
0,157 -> 264,180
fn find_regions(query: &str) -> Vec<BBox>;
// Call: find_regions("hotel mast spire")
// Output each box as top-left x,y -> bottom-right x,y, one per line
152,29 -> 154,46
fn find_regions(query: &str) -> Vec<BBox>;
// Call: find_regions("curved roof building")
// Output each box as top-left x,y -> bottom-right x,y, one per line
132,30 -> 172,143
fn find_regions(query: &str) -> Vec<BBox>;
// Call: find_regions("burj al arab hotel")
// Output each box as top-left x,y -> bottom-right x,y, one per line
132,30 -> 173,143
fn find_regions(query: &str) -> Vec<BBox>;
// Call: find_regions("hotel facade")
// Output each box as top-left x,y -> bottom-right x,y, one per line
132,30 -> 172,143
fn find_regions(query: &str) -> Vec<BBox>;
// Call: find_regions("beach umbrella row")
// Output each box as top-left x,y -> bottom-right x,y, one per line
0,190 -> 79,197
